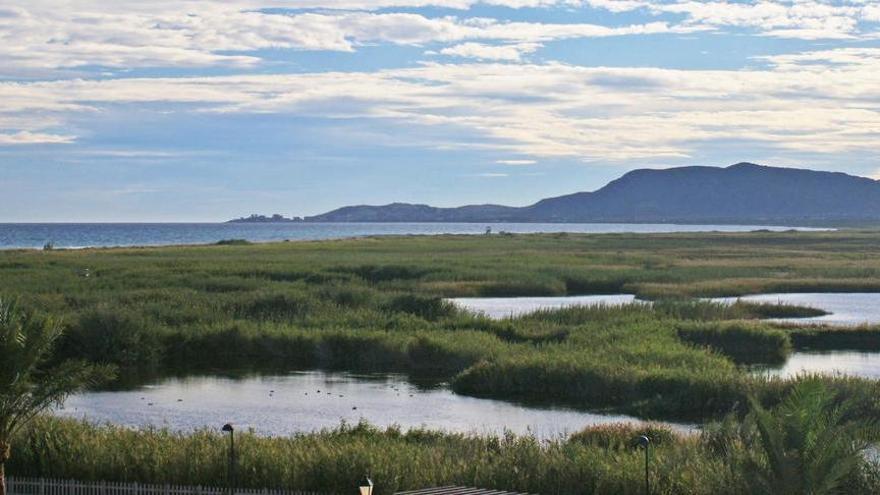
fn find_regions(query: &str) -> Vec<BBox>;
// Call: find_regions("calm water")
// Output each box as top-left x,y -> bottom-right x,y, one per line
758,351 -> 880,379
0,223 -> 828,250
451,295 -> 639,319
713,293 -> 880,326
57,371 -> 691,439
455,294 -> 880,379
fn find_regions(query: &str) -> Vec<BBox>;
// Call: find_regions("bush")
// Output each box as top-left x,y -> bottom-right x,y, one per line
383,294 -> 456,321
676,321 -> 791,364
61,307 -> 163,368
215,239 -> 251,246
569,422 -> 678,450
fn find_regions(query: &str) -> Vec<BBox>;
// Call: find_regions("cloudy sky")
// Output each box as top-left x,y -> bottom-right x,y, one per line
2,0 -> 879,221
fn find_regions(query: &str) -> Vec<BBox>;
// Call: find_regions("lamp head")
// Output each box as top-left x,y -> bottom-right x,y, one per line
222,423 -> 234,433
637,435 -> 650,448
358,476 -> 373,495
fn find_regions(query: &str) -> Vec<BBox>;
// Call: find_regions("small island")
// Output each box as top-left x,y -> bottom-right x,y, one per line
227,213 -> 303,223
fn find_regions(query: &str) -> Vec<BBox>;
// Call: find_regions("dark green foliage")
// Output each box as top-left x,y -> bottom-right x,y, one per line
569,423 -> 677,449
3,232 -> 880,492
382,294 -> 456,321
60,307 -> 163,368
0,417 -> 756,495
235,292 -> 316,321
2,231 -> 880,424
11,414 -> 878,495
214,239 -> 251,246
339,265 -> 431,283
788,325 -> 880,351
730,380 -> 880,495
676,321 -> 791,364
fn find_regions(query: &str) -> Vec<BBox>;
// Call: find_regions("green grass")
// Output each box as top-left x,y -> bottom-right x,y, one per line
10,414 -> 878,495
2,231 -> 880,423
676,321 -> 791,365
5,231 -> 880,493
786,325 -> 880,351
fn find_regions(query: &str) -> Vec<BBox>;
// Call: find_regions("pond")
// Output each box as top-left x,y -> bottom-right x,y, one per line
712,292 -> 880,326
57,371 -> 691,439
450,294 -> 638,319
756,351 -> 880,380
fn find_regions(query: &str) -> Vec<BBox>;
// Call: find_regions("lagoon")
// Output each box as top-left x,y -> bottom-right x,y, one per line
57,371 -> 689,439
713,292 -> 880,326
758,351 -> 880,380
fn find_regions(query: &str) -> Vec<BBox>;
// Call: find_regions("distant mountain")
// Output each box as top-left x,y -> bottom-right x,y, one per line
245,163 -> 880,225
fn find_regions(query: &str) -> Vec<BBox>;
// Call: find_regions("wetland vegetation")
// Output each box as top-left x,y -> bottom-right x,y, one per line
3,230 -> 880,493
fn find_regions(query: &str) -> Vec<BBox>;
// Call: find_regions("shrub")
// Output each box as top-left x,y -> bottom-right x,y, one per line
382,294 -> 456,321
676,321 -> 791,364
61,307 -> 163,368
569,422 -> 679,450
215,239 -> 251,246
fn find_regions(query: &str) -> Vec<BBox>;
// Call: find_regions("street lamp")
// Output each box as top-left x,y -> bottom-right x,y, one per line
358,475 -> 373,495
222,423 -> 236,493
637,435 -> 650,495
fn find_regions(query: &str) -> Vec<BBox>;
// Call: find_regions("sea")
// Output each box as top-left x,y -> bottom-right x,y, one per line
0,222 -> 830,250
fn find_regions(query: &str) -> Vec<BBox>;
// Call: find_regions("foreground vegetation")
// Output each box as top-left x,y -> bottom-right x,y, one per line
10,380 -> 879,495
0,299 -> 110,495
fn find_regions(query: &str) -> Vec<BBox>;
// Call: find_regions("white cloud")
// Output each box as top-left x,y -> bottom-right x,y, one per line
440,42 -> 541,60
0,131 -> 75,145
3,51 -> 879,157
3,0 -> 878,76
0,2 -> 688,75
497,159 -> 539,164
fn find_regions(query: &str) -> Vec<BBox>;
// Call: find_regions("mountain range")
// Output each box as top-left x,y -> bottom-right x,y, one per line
231,163 -> 880,225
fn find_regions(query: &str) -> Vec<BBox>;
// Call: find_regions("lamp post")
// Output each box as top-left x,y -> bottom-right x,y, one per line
358,475 -> 373,495
637,435 -> 650,495
222,423 -> 236,494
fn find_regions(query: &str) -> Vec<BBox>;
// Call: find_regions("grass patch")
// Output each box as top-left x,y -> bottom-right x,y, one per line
676,321 -> 791,365
787,324 -> 880,351
3,231 -> 880,424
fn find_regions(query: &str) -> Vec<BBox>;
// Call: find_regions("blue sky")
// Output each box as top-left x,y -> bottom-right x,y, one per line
1,0 -> 879,221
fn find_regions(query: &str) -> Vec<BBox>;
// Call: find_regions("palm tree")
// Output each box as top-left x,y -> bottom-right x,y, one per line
0,298 -> 110,495
742,379 -> 879,495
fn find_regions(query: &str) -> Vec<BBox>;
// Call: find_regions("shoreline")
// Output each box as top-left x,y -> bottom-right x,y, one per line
0,222 -> 837,251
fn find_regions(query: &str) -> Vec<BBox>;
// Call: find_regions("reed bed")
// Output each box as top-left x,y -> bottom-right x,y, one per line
2,231 -> 880,422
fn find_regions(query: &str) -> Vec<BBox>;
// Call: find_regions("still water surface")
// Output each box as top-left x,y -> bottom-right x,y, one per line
759,351 -> 880,380
58,371 -> 688,439
712,292 -> 880,326
0,222 -> 828,250
455,294 -> 880,380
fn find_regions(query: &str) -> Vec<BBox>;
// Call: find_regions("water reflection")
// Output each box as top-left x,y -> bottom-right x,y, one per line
58,370 -> 692,439
713,293 -> 880,326
756,351 -> 880,379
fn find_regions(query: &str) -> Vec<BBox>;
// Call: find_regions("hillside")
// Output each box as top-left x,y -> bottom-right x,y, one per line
276,163 -> 880,225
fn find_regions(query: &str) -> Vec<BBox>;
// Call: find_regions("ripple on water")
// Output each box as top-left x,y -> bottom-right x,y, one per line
56,371 -> 694,439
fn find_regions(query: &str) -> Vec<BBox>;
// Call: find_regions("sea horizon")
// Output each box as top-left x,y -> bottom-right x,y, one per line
0,221 -> 833,250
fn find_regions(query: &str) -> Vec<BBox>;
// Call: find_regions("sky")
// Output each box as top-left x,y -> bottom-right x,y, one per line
1,0 -> 880,222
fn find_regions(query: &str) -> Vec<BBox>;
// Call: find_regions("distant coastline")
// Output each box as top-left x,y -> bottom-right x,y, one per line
0,223 -> 832,250
229,162 -> 880,226
228,214 -> 303,223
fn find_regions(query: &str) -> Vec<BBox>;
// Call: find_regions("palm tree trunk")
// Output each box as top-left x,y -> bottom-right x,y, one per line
0,440 -> 9,495
0,460 -> 6,495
